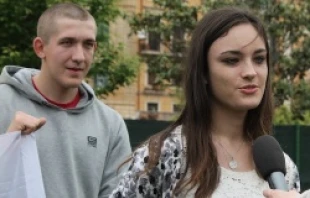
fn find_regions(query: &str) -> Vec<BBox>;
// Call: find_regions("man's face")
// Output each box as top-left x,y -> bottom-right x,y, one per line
40,17 -> 97,89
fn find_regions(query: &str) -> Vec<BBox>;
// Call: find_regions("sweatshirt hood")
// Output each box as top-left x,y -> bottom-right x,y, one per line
0,65 -> 95,113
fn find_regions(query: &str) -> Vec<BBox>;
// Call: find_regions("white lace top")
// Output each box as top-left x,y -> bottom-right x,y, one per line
181,151 -> 300,198
181,167 -> 269,198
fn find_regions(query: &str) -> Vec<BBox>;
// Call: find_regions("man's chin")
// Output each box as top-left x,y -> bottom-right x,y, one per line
63,80 -> 83,89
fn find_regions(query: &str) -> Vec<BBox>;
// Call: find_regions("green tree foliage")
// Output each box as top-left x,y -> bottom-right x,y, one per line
129,0 -> 310,123
0,0 -> 139,96
274,105 -> 310,125
128,0 -> 200,86
89,43 -> 139,96
0,0 -> 46,69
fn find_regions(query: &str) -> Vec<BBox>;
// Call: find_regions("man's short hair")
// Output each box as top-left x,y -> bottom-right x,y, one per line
37,3 -> 96,43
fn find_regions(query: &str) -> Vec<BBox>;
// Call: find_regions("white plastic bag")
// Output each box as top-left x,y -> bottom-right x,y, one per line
0,132 -> 46,198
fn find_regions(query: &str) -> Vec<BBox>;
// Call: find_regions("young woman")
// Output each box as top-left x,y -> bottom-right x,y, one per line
111,7 -> 300,198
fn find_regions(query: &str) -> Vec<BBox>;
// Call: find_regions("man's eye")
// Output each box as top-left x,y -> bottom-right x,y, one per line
60,40 -> 73,46
85,42 -> 95,48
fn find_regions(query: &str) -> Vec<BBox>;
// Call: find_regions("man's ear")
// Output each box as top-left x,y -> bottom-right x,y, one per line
33,37 -> 46,58
94,42 -> 98,52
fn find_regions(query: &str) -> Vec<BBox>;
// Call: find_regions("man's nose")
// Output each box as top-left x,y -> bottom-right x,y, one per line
72,45 -> 85,63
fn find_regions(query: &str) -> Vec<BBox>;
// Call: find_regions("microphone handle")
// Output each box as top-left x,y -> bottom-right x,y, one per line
267,172 -> 289,191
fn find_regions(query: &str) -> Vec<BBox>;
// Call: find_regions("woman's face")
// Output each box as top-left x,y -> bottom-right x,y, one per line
207,23 -> 268,113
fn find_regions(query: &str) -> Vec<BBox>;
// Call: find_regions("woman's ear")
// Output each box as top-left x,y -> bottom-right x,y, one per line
33,37 -> 46,59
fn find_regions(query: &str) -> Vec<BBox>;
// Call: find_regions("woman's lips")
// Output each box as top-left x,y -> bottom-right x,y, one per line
239,85 -> 258,94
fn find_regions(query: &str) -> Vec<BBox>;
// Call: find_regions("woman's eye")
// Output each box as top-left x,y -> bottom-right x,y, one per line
254,56 -> 266,64
222,58 -> 239,65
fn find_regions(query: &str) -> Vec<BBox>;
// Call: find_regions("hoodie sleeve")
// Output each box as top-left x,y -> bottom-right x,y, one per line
0,109 -> 13,135
98,117 -> 132,198
0,85 -> 16,135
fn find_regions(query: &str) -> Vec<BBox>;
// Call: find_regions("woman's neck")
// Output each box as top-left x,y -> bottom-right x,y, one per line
211,104 -> 247,141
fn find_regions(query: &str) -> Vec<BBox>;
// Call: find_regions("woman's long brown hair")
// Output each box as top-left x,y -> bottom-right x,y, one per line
135,7 -> 274,198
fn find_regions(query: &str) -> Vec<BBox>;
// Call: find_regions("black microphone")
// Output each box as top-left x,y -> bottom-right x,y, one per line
252,135 -> 288,191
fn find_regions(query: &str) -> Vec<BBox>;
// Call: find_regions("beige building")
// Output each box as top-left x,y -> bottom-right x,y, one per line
102,0 -> 201,120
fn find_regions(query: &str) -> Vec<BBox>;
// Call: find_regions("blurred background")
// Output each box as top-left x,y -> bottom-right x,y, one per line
0,0 -> 309,191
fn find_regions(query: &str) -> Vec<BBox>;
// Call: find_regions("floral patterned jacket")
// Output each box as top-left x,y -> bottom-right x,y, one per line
110,126 -> 300,198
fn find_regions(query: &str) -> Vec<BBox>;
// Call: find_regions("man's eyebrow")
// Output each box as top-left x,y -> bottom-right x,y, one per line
84,39 -> 96,42
58,37 -> 96,42
59,37 -> 75,40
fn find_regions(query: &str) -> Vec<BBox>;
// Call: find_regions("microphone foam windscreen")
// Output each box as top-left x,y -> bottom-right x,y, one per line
252,135 -> 286,179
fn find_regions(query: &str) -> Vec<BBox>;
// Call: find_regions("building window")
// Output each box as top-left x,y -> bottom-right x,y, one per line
147,69 -> 156,85
146,102 -> 159,120
172,26 -> 185,52
147,102 -> 158,112
173,26 -> 184,41
173,104 -> 182,113
148,31 -> 160,51
94,75 -> 108,88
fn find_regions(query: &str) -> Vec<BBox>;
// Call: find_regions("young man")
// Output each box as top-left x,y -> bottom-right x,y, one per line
0,3 -> 131,198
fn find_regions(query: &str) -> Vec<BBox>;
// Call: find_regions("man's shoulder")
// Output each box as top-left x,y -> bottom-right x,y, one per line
0,83 -> 15,91
92,98 -> 124,122
93,98 -> 119,114
0,84 -> 20,100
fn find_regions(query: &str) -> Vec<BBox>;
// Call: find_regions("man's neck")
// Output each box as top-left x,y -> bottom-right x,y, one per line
32,74 -> 79,104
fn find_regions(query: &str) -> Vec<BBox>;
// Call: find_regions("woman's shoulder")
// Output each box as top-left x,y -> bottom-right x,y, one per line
162,125 -> 184,153
159,125 -> 185,166
111,126 -> 185,198
283,152 -> 300,191
131,125 -> 184,170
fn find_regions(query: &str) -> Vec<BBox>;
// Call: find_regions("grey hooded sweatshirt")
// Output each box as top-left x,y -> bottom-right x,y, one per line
0,66 -> 131,198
